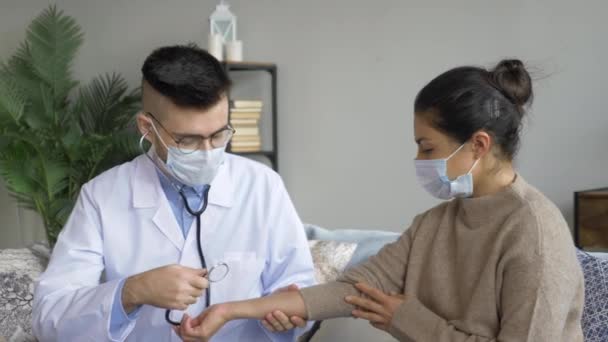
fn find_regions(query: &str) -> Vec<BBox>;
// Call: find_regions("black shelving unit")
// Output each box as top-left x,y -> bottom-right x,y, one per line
223,62 -> 278,172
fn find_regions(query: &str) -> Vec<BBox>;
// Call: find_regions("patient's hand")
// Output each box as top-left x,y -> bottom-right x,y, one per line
173,304 -> 230,341
261,284 -> 307,332
345,283 -> 406,332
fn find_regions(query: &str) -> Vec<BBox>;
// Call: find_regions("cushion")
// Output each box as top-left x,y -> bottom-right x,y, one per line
308,240 -> 357,284
304,224 -> 400,268
589,252 -> 608,260
0,243 -> 49,342
577,249 -> 608,341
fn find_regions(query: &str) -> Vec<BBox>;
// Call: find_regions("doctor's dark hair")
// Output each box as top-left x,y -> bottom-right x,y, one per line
414,59 -> 533,160
141,44 -> 231,109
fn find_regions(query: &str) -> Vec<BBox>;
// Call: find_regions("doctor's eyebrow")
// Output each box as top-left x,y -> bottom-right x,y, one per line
173,125 -> 231,140
415,138 -> 429,144
172,132 -> 204,139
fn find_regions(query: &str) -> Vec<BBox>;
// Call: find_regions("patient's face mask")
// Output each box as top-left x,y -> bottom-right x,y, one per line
414,143 -> 479,200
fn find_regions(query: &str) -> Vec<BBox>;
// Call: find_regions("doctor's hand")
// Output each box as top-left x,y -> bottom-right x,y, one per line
344,283 -> 405,332
123,264 -> 209,313
261,284 -> 307,332
173,304 -> 231,342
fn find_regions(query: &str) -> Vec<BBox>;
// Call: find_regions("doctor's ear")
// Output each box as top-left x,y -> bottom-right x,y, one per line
136,112 -> 153,138
470,131 -> 492,159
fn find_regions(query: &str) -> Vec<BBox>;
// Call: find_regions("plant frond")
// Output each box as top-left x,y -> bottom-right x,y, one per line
26,5 -> 82,103
77,73 -> 140,134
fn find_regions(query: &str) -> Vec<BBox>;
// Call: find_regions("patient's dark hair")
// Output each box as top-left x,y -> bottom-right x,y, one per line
414,59 -> 533,160
142,44 -> 231,109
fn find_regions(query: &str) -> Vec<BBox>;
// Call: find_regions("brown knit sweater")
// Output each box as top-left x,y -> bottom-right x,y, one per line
300,175 -> 584,341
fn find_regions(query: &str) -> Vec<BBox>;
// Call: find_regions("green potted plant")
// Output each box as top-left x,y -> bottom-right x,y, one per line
0,5 -> 141,247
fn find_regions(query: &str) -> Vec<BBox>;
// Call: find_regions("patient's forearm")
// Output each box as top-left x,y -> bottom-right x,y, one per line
223,291 -> 308,321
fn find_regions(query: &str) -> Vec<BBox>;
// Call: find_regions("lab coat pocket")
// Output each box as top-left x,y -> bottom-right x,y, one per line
212,251 -> 265,303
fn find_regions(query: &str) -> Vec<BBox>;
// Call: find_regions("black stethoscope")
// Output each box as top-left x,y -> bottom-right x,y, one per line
139,133 -> 229,326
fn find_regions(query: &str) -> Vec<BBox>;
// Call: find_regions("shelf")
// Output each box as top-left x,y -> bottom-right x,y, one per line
223,61 -> 278,171
229,150 -> 276,158
576,188 -> 608,198
223,61 -> 276,71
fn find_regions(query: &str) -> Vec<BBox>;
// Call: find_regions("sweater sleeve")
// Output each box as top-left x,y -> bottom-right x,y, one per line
299,214 -> 424,321
387,298 -> 498,341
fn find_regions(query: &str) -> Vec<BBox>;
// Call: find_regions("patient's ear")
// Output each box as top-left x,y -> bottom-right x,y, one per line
470,131 -> 492,159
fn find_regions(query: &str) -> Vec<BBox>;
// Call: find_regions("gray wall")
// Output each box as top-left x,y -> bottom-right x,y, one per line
1,0 -> 607,340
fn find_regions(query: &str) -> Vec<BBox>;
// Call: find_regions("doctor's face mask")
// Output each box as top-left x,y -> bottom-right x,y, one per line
138,99 -> 232,187
149,120 -> 227,187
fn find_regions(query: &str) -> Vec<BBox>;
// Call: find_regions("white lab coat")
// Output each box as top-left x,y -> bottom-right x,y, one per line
32,153 -> 316,342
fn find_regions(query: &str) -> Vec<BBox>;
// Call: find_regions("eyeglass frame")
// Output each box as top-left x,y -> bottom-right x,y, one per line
145,111 -> 236,153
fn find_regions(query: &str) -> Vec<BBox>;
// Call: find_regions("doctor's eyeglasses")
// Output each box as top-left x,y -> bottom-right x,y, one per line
146,112 -> 235,154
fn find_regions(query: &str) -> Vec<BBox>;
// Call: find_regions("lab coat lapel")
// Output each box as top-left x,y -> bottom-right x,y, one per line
132,154 -> 185,251
152,200 -> 185,252
182,159 -> 234,264
207,157 -> 234,208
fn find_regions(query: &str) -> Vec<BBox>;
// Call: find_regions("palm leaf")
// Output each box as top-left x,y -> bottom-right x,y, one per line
0,144 -> 39,197
37,156 -> 69,200
60,120 -> 82,161
98,126 -> 142,171
77,73 -> 140,134
0,68 -> 26,126
26,5 -> 82,104
48,197 -> 74,227
5,43 -> 42,98
0,132 -> 68,199
112,128 -> 143,158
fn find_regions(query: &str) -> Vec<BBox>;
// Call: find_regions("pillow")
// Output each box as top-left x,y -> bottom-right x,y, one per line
308,240 -> 357,284
577,249 -> 608,342
0,246 -> 47,342
304,224 -> 400,268
304,224 -> 398,242
347,235 -> 400,269
589,252 -> 608,260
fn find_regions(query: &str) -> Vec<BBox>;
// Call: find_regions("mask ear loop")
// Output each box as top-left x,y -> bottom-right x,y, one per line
446,143 -> 467,160
466,140 -> 482,174
139,130 -> 184,193
447,142 -> 480,175
467,158 -> 480,174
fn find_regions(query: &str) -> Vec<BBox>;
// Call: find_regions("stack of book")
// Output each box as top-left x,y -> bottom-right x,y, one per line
230,100 -> 262,152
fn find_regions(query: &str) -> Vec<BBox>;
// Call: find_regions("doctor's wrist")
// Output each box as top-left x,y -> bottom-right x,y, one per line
122,275 -> 144,313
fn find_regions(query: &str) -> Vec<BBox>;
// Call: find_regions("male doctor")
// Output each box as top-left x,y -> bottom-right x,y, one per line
32,45 -> 316,341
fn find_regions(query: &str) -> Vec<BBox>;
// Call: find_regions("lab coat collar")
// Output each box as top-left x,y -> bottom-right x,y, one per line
132,154 -> 234,209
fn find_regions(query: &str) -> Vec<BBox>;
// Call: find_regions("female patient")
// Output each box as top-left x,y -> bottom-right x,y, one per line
176,59 -> 584,341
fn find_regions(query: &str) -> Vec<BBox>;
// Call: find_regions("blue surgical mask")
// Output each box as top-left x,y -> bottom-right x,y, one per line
414,143 -> 479,200
151,123 -> 225,187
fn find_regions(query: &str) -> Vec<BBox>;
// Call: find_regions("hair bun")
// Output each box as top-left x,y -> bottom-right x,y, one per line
491,59 -> 533,108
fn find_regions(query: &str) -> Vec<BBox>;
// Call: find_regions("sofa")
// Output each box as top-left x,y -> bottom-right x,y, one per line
1,225 -> 607,341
